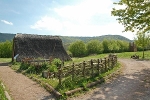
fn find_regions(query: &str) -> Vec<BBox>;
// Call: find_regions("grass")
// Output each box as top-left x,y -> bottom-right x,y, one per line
65,53 -> 107,65
0,81 -> 8,100
0,58 -> 11,63
117,50 -> 150,59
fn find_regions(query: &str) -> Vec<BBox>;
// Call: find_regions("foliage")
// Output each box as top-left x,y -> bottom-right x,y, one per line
51,58 -> 62,65
111,0 -> 150,34
0,41 -> 12,58
135,32 -> 150,49
102,40 -> 129,53
86,40 -> 103,54
69,41 -> 87,57
117,40 -> 129,52
0,81 -> 8,100
135,32 -> 150,58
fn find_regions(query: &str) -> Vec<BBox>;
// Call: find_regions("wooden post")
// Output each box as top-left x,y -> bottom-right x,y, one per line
82,61 -> 86,77
104,58 -> 107,71
58,64 -> 62,85
97,59 -> 100,74
115,56 -> 117,64
108,58 -> 110,70
72,63 -> 75,80
111,56 -> 113,69
91,59 -> 94,77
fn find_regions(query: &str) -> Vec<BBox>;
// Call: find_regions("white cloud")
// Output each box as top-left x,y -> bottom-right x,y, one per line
54,0 -> 112,23
30,0 -> 134,40
30,16 -> 63,31
1,20 -> 13,25
61,21 -> 135,40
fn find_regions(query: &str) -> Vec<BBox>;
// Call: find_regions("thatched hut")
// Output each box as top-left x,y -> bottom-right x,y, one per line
12,33 -> 71,62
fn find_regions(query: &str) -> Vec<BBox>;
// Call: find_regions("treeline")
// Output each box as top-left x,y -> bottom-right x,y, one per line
0,41 -> 12,58
68,40 -> 129,57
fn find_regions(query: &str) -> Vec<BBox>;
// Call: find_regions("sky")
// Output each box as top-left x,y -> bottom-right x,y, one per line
0,0 -> 135,40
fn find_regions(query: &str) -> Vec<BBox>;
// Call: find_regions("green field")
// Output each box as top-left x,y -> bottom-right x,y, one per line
66,50 -> 150,65
117,50 -> 150,59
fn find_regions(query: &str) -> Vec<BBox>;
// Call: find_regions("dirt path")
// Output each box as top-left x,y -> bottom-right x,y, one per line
0,63 -> 56,100
69,59 -> 150,100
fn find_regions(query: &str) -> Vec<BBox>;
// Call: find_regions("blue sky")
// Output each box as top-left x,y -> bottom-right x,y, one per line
0,0 -> 135,40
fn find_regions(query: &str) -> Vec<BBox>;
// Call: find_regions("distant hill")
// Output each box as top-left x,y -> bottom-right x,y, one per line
0,33 -> 15,42
0,33 -> 131,43
60,35 -> 132,44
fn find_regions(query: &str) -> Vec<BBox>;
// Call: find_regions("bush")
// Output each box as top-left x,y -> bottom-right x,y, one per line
48,58 -> 62,72
69,41 -> 87,57
86,40 -> 103,55
0,40 -> 12,58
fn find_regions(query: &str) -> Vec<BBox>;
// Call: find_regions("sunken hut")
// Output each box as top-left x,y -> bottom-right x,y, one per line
12,33 -> 71,62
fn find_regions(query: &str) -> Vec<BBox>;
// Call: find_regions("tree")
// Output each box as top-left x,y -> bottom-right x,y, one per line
107,40 -> 120,53
102,40 -> 109,53
117,40 -> 129,52
0,40 -> 12,58
135,32 -> 150,58
111,0 -> 150,33
69,41 -> 86,57
86,40 -> 103,55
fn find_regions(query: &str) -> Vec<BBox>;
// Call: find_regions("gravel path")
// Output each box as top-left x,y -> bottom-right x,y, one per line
0,63 -> 56,100
69,59 -> 150,100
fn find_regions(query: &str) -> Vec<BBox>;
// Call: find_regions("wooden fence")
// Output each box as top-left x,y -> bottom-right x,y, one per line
22,54 -> 117,85
45,54 -> 117,85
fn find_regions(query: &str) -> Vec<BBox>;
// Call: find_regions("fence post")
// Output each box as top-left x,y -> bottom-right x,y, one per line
108,58 -> 110,70
97,59 -> 100,74
91,59 -> 94,77
115,55 -> 117,64
111,56 -> 113,69
82,61 -> 86,77
72,63 -> 75,80
104,58 -> 107,71
58,64 -> 62,85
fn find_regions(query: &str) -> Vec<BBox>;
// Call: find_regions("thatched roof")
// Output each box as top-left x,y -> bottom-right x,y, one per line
12,33 -> 71,62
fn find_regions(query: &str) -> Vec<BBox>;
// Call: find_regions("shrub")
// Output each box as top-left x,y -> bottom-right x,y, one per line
0,40 -> 12,58
86,40 -> 103,55
69,41 -> 87,57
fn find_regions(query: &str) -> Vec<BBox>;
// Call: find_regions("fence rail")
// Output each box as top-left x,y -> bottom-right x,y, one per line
22,54 -> 117,85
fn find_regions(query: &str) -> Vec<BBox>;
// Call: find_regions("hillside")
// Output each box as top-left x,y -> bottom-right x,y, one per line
0,33 -> 131,43
60,35 -> 132,44
0,33 -> 15,42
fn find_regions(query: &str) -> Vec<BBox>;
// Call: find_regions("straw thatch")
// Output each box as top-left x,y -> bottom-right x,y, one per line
12,33 -> 71,62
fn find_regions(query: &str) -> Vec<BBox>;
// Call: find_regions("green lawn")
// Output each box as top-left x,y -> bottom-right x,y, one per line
116,50 -> 150,59
65,50 -> 150,65
0,58 -> 11,63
